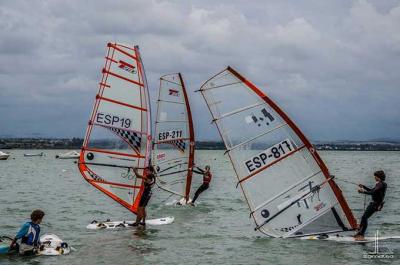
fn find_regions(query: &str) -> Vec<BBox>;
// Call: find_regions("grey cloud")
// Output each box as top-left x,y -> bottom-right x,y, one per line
0,0 -> 399,141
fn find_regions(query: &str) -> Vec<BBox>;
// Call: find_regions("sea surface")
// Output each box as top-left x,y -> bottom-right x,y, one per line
0,150 -> 399,265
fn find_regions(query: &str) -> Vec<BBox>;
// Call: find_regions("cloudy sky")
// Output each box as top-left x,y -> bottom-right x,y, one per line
0,0 -> 399,141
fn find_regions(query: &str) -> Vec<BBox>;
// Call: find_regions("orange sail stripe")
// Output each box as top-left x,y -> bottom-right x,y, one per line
102,68 -> 144,87
83,147 -> 145,159
97,95 -> 147,112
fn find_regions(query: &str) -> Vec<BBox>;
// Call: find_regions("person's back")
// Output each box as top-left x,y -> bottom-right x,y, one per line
10,209 -> 45,255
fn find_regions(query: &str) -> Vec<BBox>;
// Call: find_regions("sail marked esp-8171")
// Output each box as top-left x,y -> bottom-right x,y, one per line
199,66 -> 357,237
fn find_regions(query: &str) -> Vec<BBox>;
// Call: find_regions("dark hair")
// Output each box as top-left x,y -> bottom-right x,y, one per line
374,170 -> 386,181
205,165 -> 210,170
31,209 -> 45,222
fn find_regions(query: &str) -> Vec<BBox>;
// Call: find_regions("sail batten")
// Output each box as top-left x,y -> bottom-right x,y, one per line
153,73 -> 195,202
200,66 -> 357,237
78,43 -> 152,215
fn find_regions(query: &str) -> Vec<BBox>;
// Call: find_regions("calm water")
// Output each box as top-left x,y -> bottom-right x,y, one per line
0,150 -> 399,265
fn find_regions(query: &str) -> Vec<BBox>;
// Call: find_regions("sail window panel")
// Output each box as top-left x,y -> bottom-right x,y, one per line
157,101 -> 187,123
227,128 -> 303,176
214,105 -> 286,149
243,171 -> 333,236
155,144 -> 190,197
201,70 -> 241,91
101,75 -> 142,107
289,208 -> 346,236
202,81 -> 263,122
94,100 -> 143,132
96,182 -> 138,207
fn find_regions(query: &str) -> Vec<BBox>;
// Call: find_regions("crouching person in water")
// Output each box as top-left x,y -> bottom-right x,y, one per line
10,209 -> 45,255
354,170 -> 387,240
189,165 -> 212,206
131,166 -> 156,227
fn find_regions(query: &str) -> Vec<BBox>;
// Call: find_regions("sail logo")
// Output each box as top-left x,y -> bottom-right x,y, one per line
118,60 -> 136,74
245,108 -> 275,127
157,153 -> 166,161
168,89 -> 179,97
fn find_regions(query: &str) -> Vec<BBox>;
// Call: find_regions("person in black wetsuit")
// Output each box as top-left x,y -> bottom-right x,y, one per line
354,170 -> 387,240
131,165 -> 156,227
189,165 -> 212,206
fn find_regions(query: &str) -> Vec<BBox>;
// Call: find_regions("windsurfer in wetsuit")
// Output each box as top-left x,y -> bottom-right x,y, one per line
10,209 -> 45,255
131,166 -> 156,227
189,165 -> 212,206
354,170 -> 387,240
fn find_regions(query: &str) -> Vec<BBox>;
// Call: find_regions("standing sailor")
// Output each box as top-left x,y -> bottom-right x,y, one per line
10,209 -> 45,255
189,165 -> 212,206
131,166 -> 156,227
354,170 -> 387,240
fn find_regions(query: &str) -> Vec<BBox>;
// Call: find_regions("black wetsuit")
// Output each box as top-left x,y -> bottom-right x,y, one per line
356,181 -> 387,236
192,168 -> 212,203
139,174 -> 155,207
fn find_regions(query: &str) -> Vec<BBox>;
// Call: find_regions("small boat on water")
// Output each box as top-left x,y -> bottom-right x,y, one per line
0,151 -> 10,160
24,152 -> 44,157
56,150 -> 80,159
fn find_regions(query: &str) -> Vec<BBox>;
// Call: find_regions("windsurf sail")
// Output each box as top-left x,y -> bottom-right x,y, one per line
153,73 -> 195,202
78,43 -> 152,215
199,66 -> 357,237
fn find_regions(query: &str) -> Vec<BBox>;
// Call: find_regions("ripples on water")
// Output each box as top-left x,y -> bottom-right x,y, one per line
0,150 -> 399,264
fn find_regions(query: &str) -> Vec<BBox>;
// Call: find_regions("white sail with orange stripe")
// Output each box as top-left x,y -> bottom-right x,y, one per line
78,43 -> 152,215
153,73 -> 195,202
199,66 -> 357,237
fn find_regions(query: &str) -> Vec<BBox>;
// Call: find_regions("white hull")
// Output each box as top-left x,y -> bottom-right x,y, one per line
0,152 -> 10,160
56,151 -> 80,159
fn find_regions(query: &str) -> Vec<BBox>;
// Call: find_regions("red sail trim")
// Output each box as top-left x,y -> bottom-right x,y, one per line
96,95 -> 147,112
179,73 -> 195,201
226,66 -> 357,230
83,147 -> 145,159
132,45 -> 151,210
105,56 -> 118,64
102,68 -> 144,87
155,137 -> 190,144
78,158 -> 139,214
107,43 -> 138,61
239,145 -> 307,184
99,82 -> 111,88
91,179 -> 141,189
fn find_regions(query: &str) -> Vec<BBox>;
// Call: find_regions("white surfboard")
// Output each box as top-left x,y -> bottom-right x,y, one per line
299,234 -> 400,243
86,216 -> 174,230
38,234 -> 71,256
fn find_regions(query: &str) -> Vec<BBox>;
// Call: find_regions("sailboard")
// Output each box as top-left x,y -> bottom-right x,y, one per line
86,216 -> 175,229
199,66 -> 358,238
153,73 -> 195,203
78,43 -> 152,215
299,234 -> 400,243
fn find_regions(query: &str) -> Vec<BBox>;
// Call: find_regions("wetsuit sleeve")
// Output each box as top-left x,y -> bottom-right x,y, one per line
361,185 -> 372,191
362,182 -> 382,195
192,168 -> 205,175
15,223 -> 30,239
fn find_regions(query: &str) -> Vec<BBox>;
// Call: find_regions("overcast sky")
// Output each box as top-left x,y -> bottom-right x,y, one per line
0,0 -> 399,141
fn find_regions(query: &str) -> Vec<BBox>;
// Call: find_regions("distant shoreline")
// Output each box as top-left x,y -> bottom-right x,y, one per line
1,138 -> 400,151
